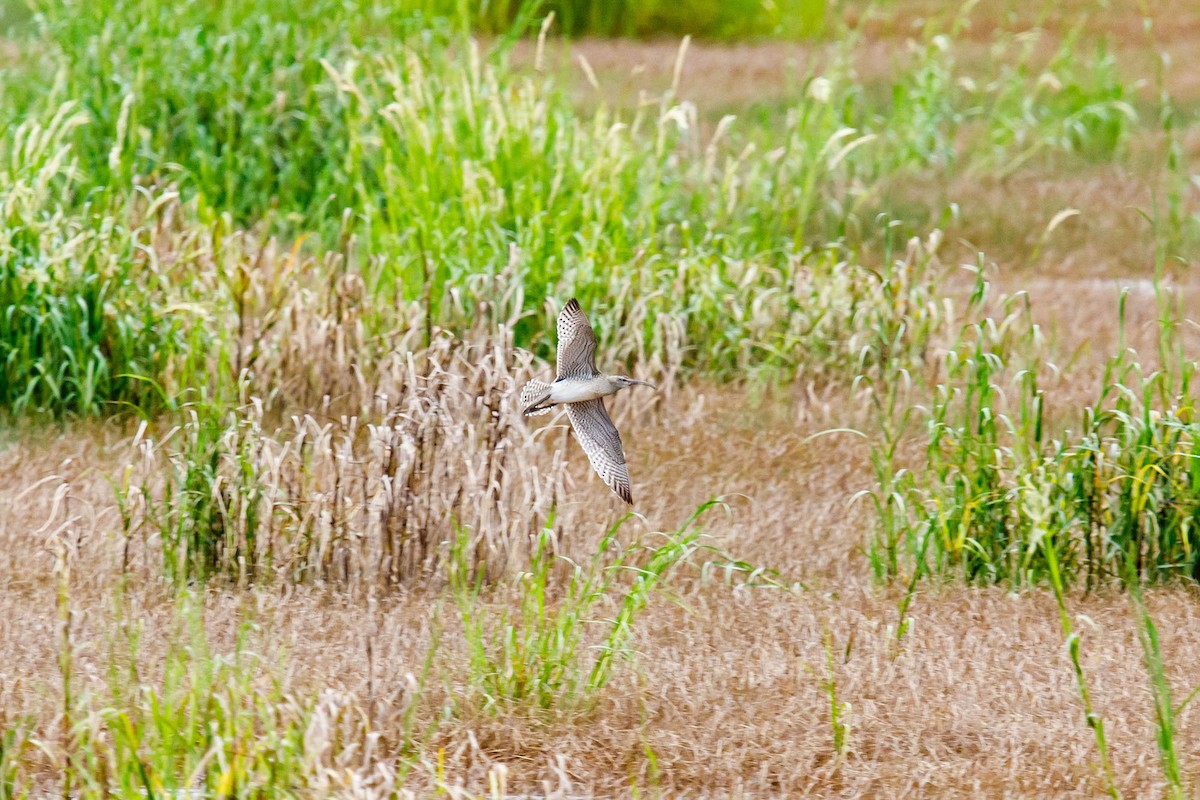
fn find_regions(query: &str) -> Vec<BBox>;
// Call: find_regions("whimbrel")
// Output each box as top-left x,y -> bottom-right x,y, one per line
520,298 -> 656,504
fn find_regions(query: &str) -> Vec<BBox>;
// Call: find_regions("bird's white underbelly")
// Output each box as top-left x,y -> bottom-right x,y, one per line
548,379 -> 609,404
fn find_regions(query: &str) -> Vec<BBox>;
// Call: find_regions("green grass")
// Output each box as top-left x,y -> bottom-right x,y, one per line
461,0 -> 828,38
6,0 -> 1198,598
865,279 -> 1200,794
1031,465 -> 1120,798
5,2 -> 1200,793
0,104 -> 201,417
3,0 -> 1195,418
7,0 -> 1200,712
1127,581 -> 1187,800
74,607 -> 310,798
869,287 -> 1200,589
449,505 -> 713,714
43,585 -> 354,798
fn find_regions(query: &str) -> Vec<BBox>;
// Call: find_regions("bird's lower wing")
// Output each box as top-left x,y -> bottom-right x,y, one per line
566,399 -> 633,504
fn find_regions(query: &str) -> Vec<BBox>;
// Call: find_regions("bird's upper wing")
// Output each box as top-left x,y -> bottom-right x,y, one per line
556,298 -> 599,379
566,398 -> 632,504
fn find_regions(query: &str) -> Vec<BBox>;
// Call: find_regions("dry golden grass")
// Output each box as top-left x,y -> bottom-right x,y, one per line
4,341 -> 1200,796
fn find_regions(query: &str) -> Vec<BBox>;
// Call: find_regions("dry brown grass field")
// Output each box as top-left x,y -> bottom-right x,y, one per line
8,320 -> 1200,797
4,1 -> 1200,797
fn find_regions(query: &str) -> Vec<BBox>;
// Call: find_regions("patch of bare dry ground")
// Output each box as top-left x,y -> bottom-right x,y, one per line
531,0 -> 1200,111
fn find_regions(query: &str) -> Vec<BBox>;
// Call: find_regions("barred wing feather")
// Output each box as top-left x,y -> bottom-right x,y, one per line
556,298 -> 599,379
566,398 -> 632,504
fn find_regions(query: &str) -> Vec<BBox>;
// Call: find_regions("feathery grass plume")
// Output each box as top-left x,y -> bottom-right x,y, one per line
123,328 -> 570,586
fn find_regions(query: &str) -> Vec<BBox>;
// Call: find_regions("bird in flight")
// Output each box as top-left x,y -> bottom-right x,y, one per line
520,298 -> 656,504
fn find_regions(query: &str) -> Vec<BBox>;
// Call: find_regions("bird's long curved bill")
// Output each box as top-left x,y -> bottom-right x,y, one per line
631,379 -> 657,390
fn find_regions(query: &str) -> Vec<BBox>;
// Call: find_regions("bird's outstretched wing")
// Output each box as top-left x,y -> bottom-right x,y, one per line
566,398 -> 633,504
556,298 -> 599,379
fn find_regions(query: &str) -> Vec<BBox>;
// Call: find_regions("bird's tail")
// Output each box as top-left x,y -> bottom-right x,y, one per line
520,378 -> 555,416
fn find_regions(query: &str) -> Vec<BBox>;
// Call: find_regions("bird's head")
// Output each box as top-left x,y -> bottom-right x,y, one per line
611,375 -> 657,391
